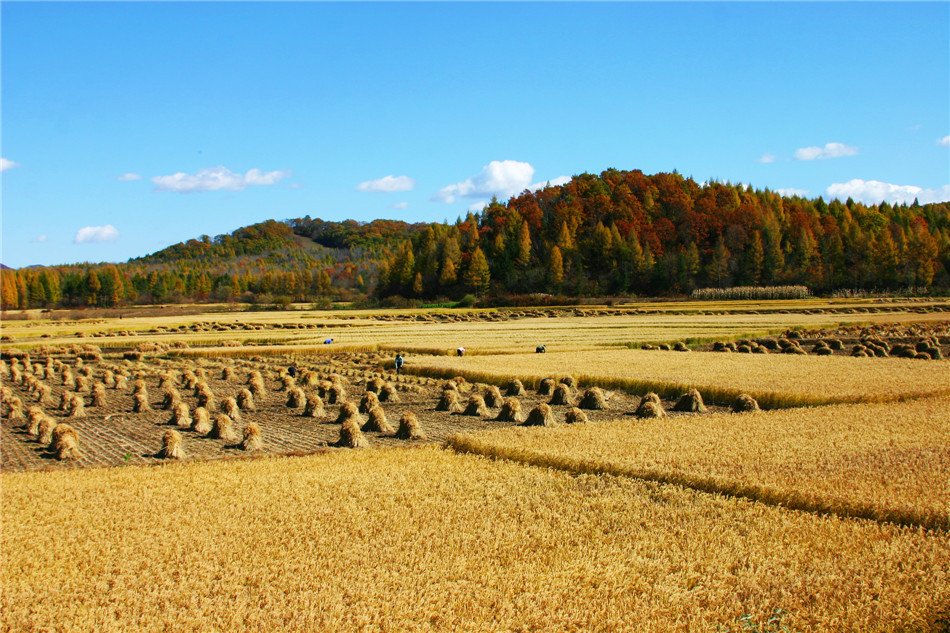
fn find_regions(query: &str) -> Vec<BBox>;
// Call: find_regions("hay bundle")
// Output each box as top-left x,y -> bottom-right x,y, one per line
34,384 -> 53,406
221,396 -> 242,421
783,345 -> 807,355
9,366 -> 22,384
133,392 -> 151,413
26,407 -> 46,435
196,389 -> 215,411
303,393 -> 325,418
280,375 -> 295,391
60,368 -> 74,388
504,379 -> 526,396
75,375 -> 90,394
67,395 -> 86,419
673,388 -> 707,413
634,393 -> 664,418
673,342 -> 690,352
246,370 -> 263,386
209,414 -> 238,441
496,397 -> 524,422
59,391 -> 74,412
336,417 -> 368,448
359,391 -> 381,414
635,400 -> 665,419
731,393 -> 760,413
195,367 -> 208,380
301,370 -> 320,387
158,430 -> 185,459
559,376 -> 577,389
549,383 -> 575,406
363,405 -> 394,434
482,385 -> 503,408
378,383 -> 400,403
170,401 -> 192,428
326,384 -> 346,404
736,344 -> 752,354
441,379 -> 460,392
237,388 -> 256,411
816,346 -> 833,356
752,346 -> 769,354
158,372 -> 176,390
329,374 -> 347,389
286,387 -> 306,409
37,417 -> 58,445
317,380 -> 333,398
395,411 -> 426,440
90,383 -> 107,407
133,379 -> 148,397
828,339 -> 844,350
436,388 -> 463,412
5,396 -> 24,420
181,370 -> 199,389
193,380 -> 210,398
365,377 -> 384,393
565,407 -> 589,424
102,369 -> 116,388
461,394 -> 490,417
50,424 -> 80,460
114,375 -> 129,391
578,387 -> 609,410
191,407 -> 212,434
241,422 -> 263,451
335,401 -> 365,426
537,378 -> 556,396
221,366 -> 236,381
522,403 -> 558,427
162,388 -> 182,410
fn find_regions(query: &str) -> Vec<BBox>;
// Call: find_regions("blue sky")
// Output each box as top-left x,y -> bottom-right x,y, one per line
2,1 -> 948,269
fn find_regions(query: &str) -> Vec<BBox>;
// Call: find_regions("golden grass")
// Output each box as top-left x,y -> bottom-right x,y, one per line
406,349 -> 950,407
2,447 -> 948,632
449,396 -> 950,531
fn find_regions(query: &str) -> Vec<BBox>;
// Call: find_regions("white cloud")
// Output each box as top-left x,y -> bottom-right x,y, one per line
31,234 -> 47,243
74,225 -> 120,244
776,188 -> 809,197
433,160 -> 536,203
468,201 -> 490,212
117,173 -> 142,181
356,175 -> 416,193
758,153 -> 777,164
529,175 -> 571,191
1,158 -> 20,172
938,136 -> 950,147
389,201 -> 409,210
794,142 -> 858,160
152,166 -> 290,193
826,179 -> 950,205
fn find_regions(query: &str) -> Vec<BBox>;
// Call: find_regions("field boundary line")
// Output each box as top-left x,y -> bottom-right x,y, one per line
446,434 -> 949,532
400,365 -> 950,408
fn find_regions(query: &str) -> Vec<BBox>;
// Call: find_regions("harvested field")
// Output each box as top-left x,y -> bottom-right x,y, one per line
450,397 -> 950,531
406,348 -> 950,407
2,447 -> 948,633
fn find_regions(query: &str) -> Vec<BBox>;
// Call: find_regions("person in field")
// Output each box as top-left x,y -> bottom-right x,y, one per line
394,354 -> 404,375
287,365 -> 297,378
457,347 -> 465,357
324,338 -> 333,345
536,344 -> 546,353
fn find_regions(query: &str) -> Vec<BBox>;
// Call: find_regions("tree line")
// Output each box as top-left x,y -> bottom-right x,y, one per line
2,169 -> 947,310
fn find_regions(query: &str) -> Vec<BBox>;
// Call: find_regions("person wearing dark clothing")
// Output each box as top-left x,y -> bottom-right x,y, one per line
536,344 -> 546,353
394,354 -> 404,375
288,365 -> 297,378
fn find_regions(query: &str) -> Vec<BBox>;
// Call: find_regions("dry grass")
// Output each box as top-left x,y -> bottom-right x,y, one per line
406,349 -> 950,408
449,396 -> 950,531
1,447 -> 947,632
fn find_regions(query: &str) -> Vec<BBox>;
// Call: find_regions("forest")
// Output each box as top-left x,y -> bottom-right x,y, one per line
2,169 -> 948,310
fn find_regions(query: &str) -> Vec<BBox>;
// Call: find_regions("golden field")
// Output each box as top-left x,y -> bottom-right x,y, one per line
406,348 -> 950,407
2,300 -> 948,355
2,446 -> 948,633
450,397 -> 950,531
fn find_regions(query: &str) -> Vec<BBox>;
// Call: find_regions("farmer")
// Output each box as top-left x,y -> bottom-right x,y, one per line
536,344 -> 546,353
324,338 -> 333,345
287,365 -> 297,378
394,354 -> 404,375
457,346 -> 466,357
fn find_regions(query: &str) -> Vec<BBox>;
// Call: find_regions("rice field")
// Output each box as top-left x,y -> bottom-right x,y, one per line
2,301 -> 950,631
406,348 -> 950,407
2,446 -> 948,633
449,397 -> 950,531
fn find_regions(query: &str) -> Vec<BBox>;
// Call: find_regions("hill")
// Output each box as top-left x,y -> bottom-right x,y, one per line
1,168 -> 948,310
